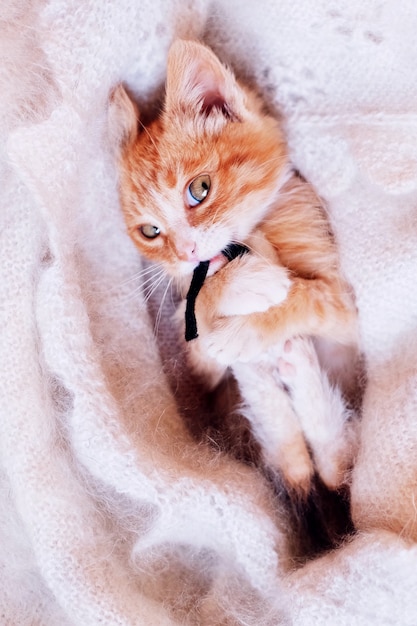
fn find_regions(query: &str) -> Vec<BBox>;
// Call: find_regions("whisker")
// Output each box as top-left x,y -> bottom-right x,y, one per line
154,277 -> 173,336
109,284 -> 147,306
117,264 -> 164,288
122,279 -> 155,302
112,268 -> 167,306
140,269 -> 166,289
88,266 -> 166,305
143,273 -> 168,303
118,269 -> 165,297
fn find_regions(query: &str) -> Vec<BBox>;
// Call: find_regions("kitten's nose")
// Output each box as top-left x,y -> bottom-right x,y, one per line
177,241 -> 198,262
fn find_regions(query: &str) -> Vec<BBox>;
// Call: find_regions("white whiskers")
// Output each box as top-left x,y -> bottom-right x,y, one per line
154,276 -> 174,336
142,269 -> 168,304
106,263 -> 167,306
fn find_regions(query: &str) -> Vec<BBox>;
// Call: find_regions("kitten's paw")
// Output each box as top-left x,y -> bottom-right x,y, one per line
277,337 -> 317,379
313,418 -> 358,490
204,318 -> 263,365
269,438 -> 314,497
185,336 -> 227,390
219,261 -> 291,316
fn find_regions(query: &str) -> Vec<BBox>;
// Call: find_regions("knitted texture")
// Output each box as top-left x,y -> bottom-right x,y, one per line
1,1 -> 417,624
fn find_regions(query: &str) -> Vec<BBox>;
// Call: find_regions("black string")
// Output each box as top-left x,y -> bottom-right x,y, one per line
184,243 -> 250,342
222,242 -> 250,262
185,260 -> 210,341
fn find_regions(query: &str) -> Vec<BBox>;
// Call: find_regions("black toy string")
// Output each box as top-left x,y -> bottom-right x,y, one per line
185,243 -> 250,342
184,260 -> 210,342
221,242 -> 249,263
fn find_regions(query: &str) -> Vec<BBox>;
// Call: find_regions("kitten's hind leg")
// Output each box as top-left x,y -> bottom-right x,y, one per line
278,337 -> 356,490
233,359 -> 314,495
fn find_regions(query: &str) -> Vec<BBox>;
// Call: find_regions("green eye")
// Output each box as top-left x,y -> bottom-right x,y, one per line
187,174 -> 211,207
140,224 -> 160,239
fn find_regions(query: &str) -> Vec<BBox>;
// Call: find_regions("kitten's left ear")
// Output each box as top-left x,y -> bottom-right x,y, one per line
108,84 -> 139,148
165,40 -> 246,121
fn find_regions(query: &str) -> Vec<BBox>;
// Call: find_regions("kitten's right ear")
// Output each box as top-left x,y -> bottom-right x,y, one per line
108,84 -> 139,148
165,40 -> 246,121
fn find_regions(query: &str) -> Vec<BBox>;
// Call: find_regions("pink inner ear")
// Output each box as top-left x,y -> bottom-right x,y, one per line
191,66 -> 227,113
200,91 -> 226,114
166,41 -> 240,118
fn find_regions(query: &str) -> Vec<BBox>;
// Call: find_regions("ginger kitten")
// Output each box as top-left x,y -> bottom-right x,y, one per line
109,39 -> 359,493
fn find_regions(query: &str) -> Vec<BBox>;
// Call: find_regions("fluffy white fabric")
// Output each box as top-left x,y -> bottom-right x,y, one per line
1,0 -> 417,623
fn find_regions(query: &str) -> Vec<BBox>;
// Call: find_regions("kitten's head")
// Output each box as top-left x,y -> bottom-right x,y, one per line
110,40 -> 289,279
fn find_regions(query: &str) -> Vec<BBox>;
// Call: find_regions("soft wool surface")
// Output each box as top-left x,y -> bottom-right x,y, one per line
1,1 -> 417,624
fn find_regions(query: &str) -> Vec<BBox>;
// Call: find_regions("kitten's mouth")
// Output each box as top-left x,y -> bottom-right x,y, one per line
184,243 -> 251,342
186,245 -> 249,277
207,253 -> 227,275
206,244 -> 250,276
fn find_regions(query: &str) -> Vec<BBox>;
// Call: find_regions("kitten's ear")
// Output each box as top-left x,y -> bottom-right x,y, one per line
108,84 -> 139,147
165,40 -> 245,121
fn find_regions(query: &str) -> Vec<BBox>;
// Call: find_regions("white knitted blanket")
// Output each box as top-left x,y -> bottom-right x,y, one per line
2,1 -> 417,624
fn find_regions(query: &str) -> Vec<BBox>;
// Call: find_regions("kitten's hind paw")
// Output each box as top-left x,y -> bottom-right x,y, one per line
312,417 -> 358,491
269,438 -> 314,497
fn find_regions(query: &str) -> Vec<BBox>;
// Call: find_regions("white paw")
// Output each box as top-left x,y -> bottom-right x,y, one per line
185,337 -> 227,389
313,416 -> 358,490
204,318 -> 263,365
268,436 -> 314,496
276,336 -> 318,383
219,261 -> 291,316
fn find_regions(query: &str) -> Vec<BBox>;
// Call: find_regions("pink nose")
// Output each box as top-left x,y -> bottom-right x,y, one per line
177,241 -> 198,262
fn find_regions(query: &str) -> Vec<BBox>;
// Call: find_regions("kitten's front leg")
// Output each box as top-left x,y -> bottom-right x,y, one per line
201,276 -> 358,366
185,332 -> 228,390
197,253 -> 291,320
196,255 -> 291,366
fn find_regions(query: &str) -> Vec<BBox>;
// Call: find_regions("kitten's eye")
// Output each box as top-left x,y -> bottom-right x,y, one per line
187,174 -> 211,207
140,224 -> 160,239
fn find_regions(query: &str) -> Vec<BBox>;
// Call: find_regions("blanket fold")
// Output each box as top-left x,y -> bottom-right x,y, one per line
1,0 -> 417,623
